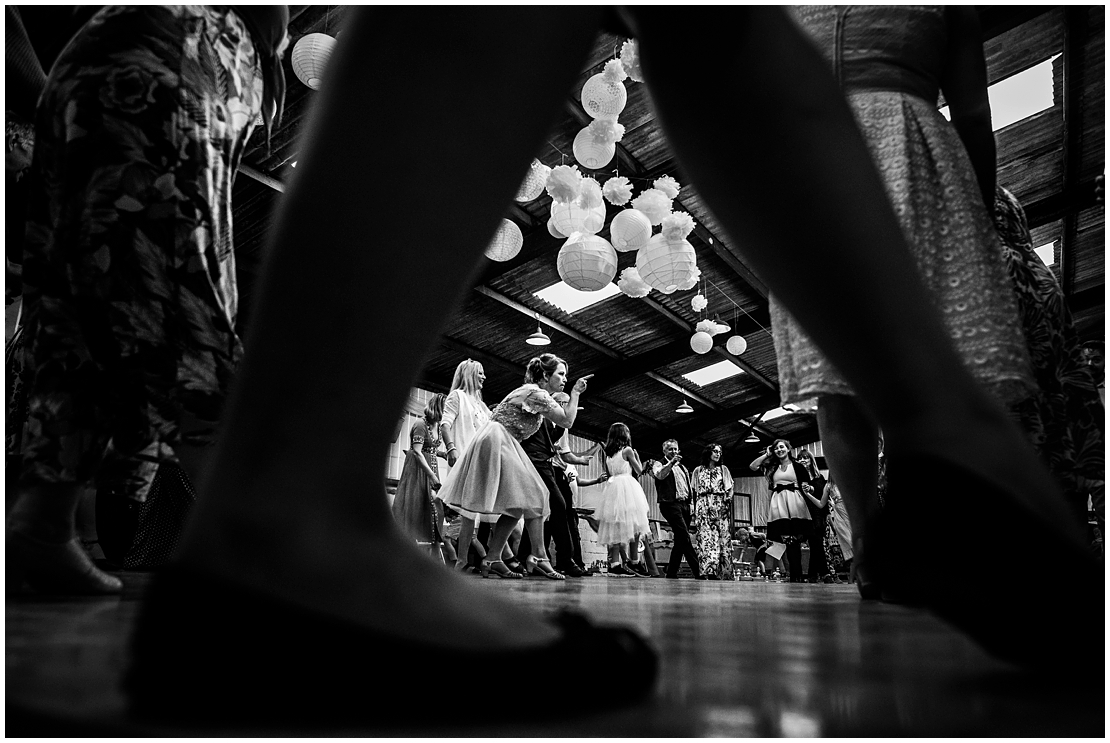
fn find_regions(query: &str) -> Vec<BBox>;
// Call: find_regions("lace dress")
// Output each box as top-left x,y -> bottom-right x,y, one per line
596,451 -> 650,546
770,5 -> 1035,407
438,384 -> 556,521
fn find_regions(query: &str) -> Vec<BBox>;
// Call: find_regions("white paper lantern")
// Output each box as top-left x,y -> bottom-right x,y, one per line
557,234 -> 618,291
572,127 -> 616,169
547,218 -> 565,239
635,234 -> 698,295
609,209 -> 652,252
291,33 -> 337,90
515,159 -> 551,202
581,74 -> 627,118
484,219 -> 523,262
551,200 -> 605,237
726,335 -> 748,355
690,331 -> 714,355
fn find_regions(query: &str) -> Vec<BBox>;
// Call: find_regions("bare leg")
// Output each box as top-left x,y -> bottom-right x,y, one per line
172,7 -> 604,651
454,516 -> 477,570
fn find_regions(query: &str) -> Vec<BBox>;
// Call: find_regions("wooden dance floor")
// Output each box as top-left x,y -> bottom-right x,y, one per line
7,570 -> 1104,736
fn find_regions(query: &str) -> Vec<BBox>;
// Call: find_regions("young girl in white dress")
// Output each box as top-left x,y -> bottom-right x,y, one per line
595,423 -> 651,577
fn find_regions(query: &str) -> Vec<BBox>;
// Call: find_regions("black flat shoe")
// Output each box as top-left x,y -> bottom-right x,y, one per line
126,567 -> 657,729
874,453 -> 1103,672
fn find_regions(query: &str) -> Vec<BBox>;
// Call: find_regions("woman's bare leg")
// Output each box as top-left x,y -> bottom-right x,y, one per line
171,6 -> 604,651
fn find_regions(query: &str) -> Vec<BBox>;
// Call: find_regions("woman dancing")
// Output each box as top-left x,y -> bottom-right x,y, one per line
750,440 -> 813,583
594,423 -> 651,577
691,444 -> 735,580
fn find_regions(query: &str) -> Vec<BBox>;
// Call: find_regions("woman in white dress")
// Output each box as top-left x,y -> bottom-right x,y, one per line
438,355 -> 589,579
595,423 -> 651,576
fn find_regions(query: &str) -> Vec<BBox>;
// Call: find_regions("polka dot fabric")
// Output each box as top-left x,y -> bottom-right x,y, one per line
122,464 -> 195,569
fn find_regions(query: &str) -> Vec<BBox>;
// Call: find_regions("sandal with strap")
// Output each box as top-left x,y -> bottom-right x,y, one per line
479,559 -> 522,579
126,567 -> 657,728
525,555 -> 565,581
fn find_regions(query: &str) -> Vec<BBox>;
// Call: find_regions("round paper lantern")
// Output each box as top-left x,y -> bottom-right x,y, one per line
581,74 -> 627,118
690,331 -> 714,355
557,234 -> 618,291
609,209 -> 652,252
551,200 -> 605,237
726,335 -> 748,355
547,218 -> 565,239
515,159 -> 551,202
572,127 -> 616,169
484,219 -> 523,262
291,33 -> 337,90
635,234 -> 698,295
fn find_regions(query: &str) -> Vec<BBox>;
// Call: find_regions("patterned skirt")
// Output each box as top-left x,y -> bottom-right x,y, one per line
16,6 -> 263,493
771,91 -> 1035,407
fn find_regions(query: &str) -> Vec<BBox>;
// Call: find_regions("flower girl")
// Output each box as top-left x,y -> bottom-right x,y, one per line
594,423 -> 651,576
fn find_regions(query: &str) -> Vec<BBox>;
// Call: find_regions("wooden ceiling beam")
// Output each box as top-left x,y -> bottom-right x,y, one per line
1059,6 -> 1088,297
473,286 -> 624,359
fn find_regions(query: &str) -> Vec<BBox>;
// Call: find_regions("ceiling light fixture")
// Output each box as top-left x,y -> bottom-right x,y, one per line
675,400 -> 694,414
526,325 -> 551,346
744,431 -> 760,443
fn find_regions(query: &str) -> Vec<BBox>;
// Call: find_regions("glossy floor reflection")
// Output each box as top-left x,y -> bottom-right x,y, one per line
7,569 -> 1104,736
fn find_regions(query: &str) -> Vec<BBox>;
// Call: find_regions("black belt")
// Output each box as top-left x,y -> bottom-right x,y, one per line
771,483 -> 799,492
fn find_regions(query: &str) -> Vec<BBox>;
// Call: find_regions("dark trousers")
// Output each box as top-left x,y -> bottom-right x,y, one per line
517,461 -> 574,570
806,511 -> 828,580
554,470 -> 586,568
659,499 -> 701,578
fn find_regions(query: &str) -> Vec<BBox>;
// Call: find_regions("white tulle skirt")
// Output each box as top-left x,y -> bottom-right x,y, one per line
596,474 -> 650,545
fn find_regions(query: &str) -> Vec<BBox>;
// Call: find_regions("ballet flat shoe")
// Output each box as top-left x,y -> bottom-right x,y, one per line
7,530 -> 123,595
126,567 -> 657,729
873,453 -> 1103,672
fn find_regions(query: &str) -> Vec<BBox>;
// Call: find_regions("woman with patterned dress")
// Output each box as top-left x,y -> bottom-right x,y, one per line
438,354 -> 589,580
768,6 -> 1037,595
391,393 -> 446,549
750,439 -> 813,582
7,5 -> 288,595
691,444 -> 735,581
993,186 -> 1105,529
824,476 -> 853,574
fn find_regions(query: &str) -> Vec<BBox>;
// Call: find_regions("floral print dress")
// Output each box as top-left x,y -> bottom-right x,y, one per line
692,465 -> 734,580
17,7 -> 264,495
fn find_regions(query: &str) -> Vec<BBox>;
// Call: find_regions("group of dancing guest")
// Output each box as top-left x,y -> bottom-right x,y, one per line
750,440 -> 814,583
437,353 -> 589,580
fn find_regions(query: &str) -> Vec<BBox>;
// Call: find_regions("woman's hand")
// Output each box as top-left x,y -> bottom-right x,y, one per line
572,375 -> 591,394
447,449 -> 458,467
431,474 -> 441,490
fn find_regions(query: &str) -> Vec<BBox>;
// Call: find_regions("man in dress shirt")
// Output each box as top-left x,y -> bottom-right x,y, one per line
650,439 -> 704,579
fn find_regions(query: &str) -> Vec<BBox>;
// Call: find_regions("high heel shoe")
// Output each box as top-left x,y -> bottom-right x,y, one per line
479,559 -> 522,579
7,529 -> 123,595
525,555 -> 565,580
126,567 -> 657,727
874,453 -> 1103,672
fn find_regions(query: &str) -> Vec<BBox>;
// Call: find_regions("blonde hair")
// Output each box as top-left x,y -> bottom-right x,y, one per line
449,359 -> 485,401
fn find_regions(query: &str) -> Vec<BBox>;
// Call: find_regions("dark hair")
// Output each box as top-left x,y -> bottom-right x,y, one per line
524,353 -> 566,385
699,442 -> 724,468
760,438 -> 805,486
603,422 -> 631,458
424,393 -> 445,424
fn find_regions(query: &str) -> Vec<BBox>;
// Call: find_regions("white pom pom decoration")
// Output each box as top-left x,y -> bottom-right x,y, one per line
577,177 -> 604,210
631,188 -> 673,225
547,218 -> 566,239
291,33 -> 337,90
557,234 -> 619,292
546,165 -> 583,203
484,219 -> 524,262
695,319 -> 715,335
602,176 -> 633,206
676,265 -> 701,292
618,267 -> 652,298
581,72 -> 627,118
620,40 -> 644,83
653,176 -> 681,199
609,209 -> 652,252
691,294 -> 708,312
515,159 -> 551,202
603,58 -> 628,83
726,335 -> 748,355
636,234 -> 698,294
572,127 -> 616,169
690,331 -> 714,355
661,211 -> 696,242
587,116 -> 625,145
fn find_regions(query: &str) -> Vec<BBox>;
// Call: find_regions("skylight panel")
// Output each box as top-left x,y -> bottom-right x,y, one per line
760,406 -> 796,422
938,55 -> 1059,131
681,360 -> 745,387
1033,241 -> 1056,266
534,281 -> 621,314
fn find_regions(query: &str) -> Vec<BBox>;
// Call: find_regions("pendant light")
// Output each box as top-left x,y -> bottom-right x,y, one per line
526,325 -> 551,346
675,400 -> 694,414
744,430 -> 761,443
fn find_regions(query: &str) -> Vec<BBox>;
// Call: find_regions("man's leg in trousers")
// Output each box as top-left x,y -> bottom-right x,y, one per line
557,474 -> 585,568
